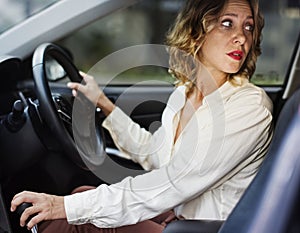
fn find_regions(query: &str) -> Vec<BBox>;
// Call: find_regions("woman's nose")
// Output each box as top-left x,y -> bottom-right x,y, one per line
233,29 -> 246,45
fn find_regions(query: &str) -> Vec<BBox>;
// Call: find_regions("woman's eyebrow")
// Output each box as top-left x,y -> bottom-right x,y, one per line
222,13 -> 254,20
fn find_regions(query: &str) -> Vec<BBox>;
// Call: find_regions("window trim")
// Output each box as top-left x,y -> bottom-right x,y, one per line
0,0 -> 138,59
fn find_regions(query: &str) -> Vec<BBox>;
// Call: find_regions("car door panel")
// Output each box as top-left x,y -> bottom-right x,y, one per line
104,85 -> 173,130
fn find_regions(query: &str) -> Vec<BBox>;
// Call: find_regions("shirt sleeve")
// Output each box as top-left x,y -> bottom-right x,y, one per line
102,87 -> 184,170
102,107 -> 167,170
64,85 -> 273,228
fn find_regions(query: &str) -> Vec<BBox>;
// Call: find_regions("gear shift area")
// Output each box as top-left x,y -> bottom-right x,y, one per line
15,203 -> 38,233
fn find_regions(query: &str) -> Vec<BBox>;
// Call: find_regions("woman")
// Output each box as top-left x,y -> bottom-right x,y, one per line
11,0 -> 273,232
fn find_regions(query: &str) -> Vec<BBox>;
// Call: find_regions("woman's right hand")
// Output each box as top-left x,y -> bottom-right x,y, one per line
11,191 -> 66,230
67,72 -> 115,116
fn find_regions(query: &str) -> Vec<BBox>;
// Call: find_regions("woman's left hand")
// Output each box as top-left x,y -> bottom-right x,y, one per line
10,191 -> 66,230
67,71 -> 115,116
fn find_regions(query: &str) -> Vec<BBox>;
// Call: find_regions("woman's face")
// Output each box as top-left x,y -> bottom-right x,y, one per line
198,0 -> 254,80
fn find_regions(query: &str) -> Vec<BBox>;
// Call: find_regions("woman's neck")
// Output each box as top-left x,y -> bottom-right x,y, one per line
194,66 -> 228,97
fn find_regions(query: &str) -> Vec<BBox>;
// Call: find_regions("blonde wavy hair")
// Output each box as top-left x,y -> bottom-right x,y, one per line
166,0 -> 264,93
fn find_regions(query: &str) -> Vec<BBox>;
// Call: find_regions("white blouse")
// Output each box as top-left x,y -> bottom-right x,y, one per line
64,81 -> 273,228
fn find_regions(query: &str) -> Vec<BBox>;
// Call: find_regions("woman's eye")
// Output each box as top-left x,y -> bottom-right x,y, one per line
245,24 -> 254,32
221,20 -> 232,28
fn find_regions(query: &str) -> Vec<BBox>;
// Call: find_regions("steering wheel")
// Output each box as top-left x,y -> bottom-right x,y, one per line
32,43 -> 106,169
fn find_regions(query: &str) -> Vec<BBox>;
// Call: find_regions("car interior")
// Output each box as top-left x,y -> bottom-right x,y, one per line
0,1 -> 299,233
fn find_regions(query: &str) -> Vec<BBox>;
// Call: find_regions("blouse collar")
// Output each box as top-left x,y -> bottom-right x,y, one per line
171,79 -> 248,113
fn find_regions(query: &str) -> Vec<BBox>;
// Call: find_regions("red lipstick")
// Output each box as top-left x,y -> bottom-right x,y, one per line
227,50 -> 244,61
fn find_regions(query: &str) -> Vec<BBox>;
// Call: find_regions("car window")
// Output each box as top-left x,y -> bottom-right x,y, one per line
56,0 -> 300,86
0,0 -> 59,34
252,0 -> 300,85
57,0 -> 183,85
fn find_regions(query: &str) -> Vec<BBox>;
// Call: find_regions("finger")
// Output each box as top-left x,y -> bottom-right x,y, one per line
68,83 -> 87,97
72,89 -> 77,97
79,71 -> 88,80
80,72 -> 94,82
11,191 -> 33,212
67,82 -> 80,89
79,71 -> 86,76
26,212 -> 44,229
11,199 -> 20,212
12,191 -> 29,202
20,205 -> 38,227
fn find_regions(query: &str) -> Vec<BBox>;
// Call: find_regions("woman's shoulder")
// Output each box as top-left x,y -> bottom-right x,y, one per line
228,81 -> 273,112
166,85 -> 186,107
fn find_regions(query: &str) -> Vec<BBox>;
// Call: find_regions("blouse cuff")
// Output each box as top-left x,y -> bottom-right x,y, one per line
64,193 -> 86,225
102,107 -> 130,133
64,188 -> 100,225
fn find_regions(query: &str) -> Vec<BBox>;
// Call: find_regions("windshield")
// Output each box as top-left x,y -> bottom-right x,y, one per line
0,0 -> 59,34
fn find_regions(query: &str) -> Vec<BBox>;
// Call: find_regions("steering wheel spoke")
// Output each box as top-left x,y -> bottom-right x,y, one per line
53,94 -> 73,125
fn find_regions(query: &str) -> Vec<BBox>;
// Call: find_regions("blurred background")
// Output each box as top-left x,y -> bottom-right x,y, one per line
0,0 -> 299,85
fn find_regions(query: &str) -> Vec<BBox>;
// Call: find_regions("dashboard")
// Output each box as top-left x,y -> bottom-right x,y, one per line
0,56 -> 23,116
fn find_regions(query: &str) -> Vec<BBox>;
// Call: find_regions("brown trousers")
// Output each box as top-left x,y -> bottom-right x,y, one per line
39,186 -> 177,233
39,211 -> 176,233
